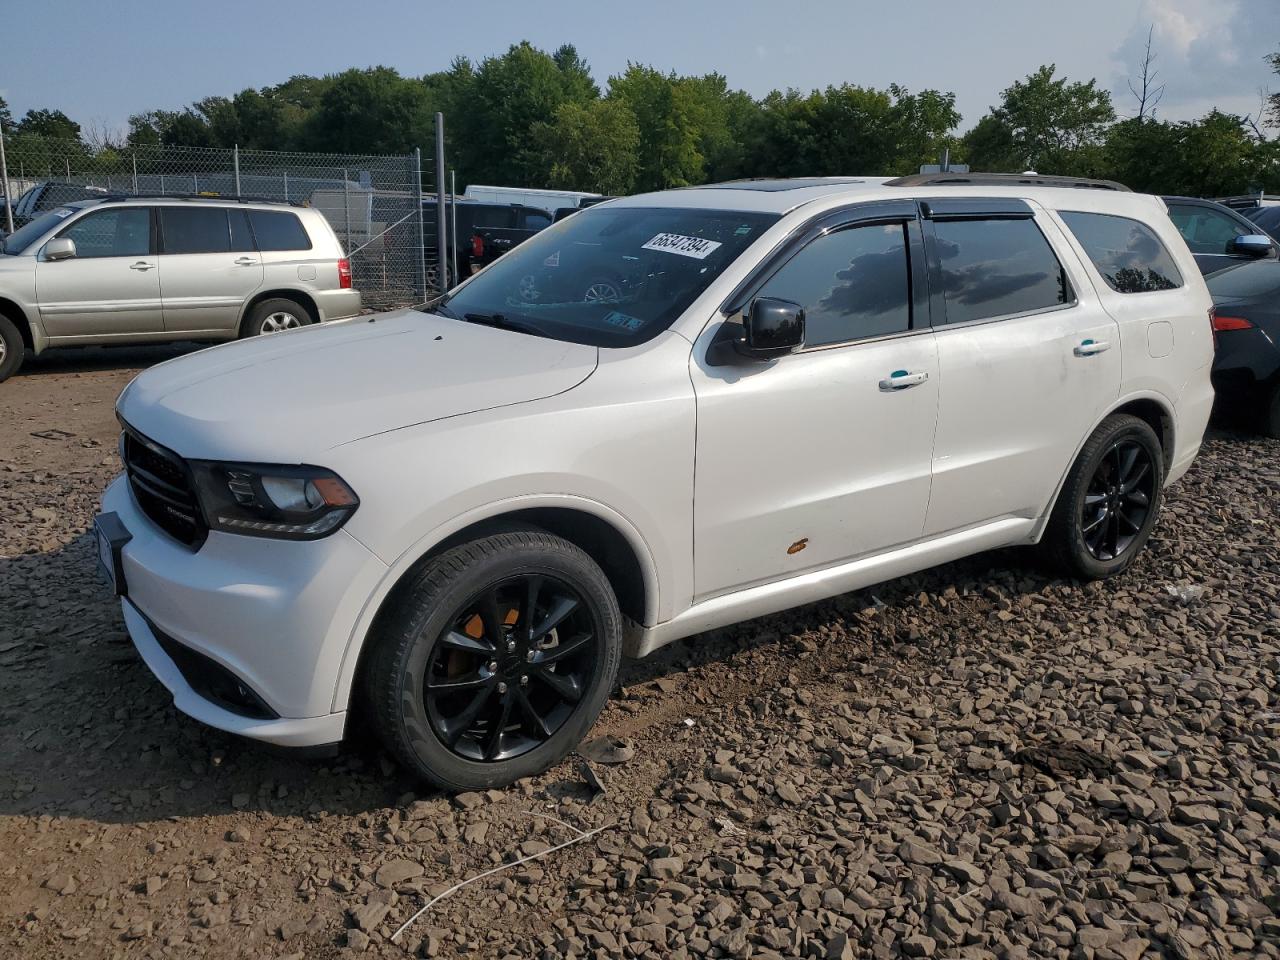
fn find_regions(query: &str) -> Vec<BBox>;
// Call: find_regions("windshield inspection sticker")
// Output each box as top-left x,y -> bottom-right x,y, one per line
642,233 -> 723,260
602,310 -> 645,332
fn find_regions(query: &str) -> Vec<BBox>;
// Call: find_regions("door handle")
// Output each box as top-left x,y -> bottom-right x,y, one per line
1074,339 -> 1111,357
879,370 -> 929,391
234,257 -> 257,266
129,261 -> 154,271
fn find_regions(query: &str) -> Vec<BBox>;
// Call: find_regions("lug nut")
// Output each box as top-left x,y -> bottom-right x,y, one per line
506,640 -> 516,652
487,660 -> 498,673
497,681 -> 508,693
526,650 -> 535,662
520,675 -> 528,685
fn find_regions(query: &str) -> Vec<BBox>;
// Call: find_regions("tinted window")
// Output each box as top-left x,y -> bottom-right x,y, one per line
248,210 -> 311,251
756,223 -> 911,346
60,208 -> 150,259
1167,204 -> 1248,254
229,210 -> 254,252
162,207 -> 230,254
1060,211 -> 1183,294
466,205 -> 513,230
436,207 -> 778,348
522,211 -> 552,230
1247,206 -> 1280,242
1206,261 -> 1280,300
933,218 -> 1072,324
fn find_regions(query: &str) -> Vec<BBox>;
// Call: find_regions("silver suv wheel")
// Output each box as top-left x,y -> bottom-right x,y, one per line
259,310 -> 304,334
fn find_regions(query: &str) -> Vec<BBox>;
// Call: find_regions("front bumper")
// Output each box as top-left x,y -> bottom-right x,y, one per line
102,475 -> 388,747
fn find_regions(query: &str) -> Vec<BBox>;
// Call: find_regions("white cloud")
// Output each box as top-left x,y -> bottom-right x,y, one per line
1112,0 -> 1277,123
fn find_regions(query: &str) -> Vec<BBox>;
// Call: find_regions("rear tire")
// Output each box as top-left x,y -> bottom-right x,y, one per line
1042,414 -> 1164,580
240,298 -> 312,338
364,528 -> 622,791
0,314 -> 25,384
1265,383 -> 1280,439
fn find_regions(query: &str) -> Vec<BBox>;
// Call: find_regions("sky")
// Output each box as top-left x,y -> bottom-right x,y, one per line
3,0 -> 1276,137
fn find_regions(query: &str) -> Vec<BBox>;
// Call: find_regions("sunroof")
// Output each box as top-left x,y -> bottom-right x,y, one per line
696,178 -> 865,192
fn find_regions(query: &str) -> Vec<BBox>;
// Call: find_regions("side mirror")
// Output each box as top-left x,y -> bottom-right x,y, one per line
44,237 -> 77,261
1228,234 -> 1274,258
736,297 -> 805,360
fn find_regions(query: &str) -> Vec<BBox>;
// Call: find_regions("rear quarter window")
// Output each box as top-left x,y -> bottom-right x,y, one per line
249,210 -> 312,252
1059,211 -> 1183,294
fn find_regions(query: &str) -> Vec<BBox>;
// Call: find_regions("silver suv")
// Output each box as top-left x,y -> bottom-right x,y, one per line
0,196 -> 361,382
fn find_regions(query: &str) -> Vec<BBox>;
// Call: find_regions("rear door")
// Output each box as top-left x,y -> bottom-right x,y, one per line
158,206 -> 263,334
35,206 -> 163,337
921,198 -> 1121,537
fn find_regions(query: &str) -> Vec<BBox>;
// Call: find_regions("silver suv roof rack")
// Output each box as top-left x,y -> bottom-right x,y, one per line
885,173 -> 1131,192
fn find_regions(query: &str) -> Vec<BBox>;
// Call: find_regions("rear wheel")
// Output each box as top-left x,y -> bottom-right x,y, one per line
365,529 -> 622,791
241,298 -> 312,338
1042,414 -> 1164,580
0,314 -> 25,384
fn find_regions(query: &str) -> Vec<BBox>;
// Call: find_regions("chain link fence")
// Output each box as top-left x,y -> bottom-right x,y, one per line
0,135 -> 431,310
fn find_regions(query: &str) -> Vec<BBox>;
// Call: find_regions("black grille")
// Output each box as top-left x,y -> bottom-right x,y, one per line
122,427 -> 208,548
150,620 -> 278,720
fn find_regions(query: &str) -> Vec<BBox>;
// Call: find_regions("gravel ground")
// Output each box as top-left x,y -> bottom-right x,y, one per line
1,346 -> 1278,960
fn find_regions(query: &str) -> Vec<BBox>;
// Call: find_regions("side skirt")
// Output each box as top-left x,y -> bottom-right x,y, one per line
623,516 -> 1036,658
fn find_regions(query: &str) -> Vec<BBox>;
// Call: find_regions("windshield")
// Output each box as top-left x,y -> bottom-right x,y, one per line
430,206 -> 779,346
1207,260 -> 1280,300
1,208 -> 76,255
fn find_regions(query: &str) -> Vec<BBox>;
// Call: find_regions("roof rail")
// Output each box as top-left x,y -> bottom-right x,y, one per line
885,173 -> 1131,192
96,193 -> 305,207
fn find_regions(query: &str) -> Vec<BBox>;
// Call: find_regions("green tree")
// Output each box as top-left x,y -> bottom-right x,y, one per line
536,99 -> 640,194
964,65 -> 1115,174
608,65 -> 708,190
1268,47 -> 1280,128
15,108 -> 82,142
0,96 -> 12,131
302,67 -> 434,154
455,42 -> 598,187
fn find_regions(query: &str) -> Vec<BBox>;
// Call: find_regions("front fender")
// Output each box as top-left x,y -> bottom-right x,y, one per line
328,492 -> 664,713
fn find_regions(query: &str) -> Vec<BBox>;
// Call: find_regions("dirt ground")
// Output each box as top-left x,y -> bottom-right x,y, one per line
1,345 -> 1277,960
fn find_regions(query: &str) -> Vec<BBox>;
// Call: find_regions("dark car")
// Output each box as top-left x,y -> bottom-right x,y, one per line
1206,259 -> 1280,437
1164,197 -> 1277,274
11,181 -> 109,227
422,200 -> 551,290
1244,205 -> 1280,244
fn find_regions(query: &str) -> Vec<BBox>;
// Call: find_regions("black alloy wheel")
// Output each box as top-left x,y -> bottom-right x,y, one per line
1042,413 -> 1165,580
425,575 -> 599,762
1080,439 -> 1157,561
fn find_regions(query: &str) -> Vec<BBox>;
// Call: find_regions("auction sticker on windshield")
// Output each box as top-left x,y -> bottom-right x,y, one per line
642,233 -> 723,259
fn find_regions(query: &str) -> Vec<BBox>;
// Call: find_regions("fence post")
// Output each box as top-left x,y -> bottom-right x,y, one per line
234,144 -> 241,197
413,148 -> 427,299
450,169 -> 458,278
434,114 -> 448,291
342,168 -> 351,255
131,153 -> 138,193
65,158 -> 70,180
283,171 -> 289,202
0,121 -> 13,235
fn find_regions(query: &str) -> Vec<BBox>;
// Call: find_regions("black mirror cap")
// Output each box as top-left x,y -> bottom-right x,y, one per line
738,297 -> 805,359
1229,234 -> 1276,258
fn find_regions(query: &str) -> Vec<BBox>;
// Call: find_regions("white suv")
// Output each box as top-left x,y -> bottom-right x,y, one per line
97,175 -> 1214,790
0,196 -> 360,382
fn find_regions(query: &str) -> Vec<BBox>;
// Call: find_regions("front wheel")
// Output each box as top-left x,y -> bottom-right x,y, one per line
365,529 -> 622,791
1042,414 -> 1164,580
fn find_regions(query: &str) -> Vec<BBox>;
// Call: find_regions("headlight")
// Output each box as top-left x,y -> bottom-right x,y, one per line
189,462 -> 359,540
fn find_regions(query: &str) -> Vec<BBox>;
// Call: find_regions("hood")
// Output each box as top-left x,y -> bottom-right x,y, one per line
117,309 -> 598,462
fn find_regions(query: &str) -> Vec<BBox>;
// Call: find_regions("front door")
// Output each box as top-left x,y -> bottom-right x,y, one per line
35,206 -> 163,337
691,207 -> 939,601
921,200 -> 1121,536
158,206 -> 263,334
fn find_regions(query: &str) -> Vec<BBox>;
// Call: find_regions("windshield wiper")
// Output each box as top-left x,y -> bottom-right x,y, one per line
462,312 -> 543,337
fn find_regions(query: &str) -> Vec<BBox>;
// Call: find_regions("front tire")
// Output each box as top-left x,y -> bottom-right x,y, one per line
240,298 -> 312,338
1265,383 -> 1280,439
0,314 -> 25,383
1042,414 -> 1164,580
365,529 -> 622,791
